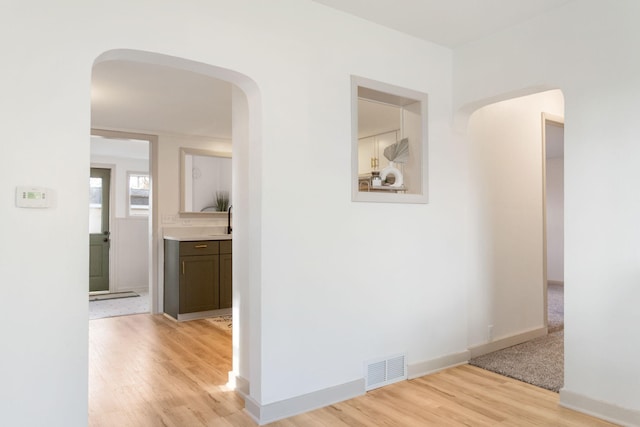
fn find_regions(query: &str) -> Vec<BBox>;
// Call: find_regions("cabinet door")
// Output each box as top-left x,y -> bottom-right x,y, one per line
219,253 -> 232,309
179,255 -> 219,313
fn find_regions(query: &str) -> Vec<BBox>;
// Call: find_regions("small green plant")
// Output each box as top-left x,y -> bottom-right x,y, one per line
215,191 -> 229,212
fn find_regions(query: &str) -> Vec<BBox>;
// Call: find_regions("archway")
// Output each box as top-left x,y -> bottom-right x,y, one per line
90,48 -> 262,397
461,88 -> 566,391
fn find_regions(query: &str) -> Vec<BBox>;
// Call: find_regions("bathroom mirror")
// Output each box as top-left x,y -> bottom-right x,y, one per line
351,76 -> 428,204
180,148 -> 232,214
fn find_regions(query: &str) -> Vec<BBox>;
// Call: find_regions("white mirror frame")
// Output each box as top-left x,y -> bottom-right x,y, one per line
351,75 -> 429,204
179,147 -> 232,216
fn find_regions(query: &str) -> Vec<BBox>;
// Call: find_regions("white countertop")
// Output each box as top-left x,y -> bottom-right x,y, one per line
163,226 -> 232,241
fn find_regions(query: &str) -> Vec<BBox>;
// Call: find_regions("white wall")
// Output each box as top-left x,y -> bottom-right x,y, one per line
466,90 -> 564,346
546,156 -> 564,282
455,0 -> 640,419
0,1 -> 469,425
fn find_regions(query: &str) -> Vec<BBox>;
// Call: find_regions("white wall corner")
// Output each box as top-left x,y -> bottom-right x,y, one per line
244,378 -> 365,425
560,389 -> 640,427
407,351 -> 470,379
468,326 -> 547,359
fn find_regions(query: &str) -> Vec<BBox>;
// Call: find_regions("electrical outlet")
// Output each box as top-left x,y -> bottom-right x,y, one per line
162,214 -> 177,224
488,325 -> 494,341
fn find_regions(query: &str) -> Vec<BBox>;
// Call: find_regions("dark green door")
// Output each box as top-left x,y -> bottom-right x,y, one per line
89,168 -> 111,292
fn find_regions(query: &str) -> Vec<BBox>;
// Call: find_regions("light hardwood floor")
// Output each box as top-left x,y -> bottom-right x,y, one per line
89,314 -> 617,426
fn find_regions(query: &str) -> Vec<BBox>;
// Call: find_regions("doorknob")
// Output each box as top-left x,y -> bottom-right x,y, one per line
103,238 -> 110,243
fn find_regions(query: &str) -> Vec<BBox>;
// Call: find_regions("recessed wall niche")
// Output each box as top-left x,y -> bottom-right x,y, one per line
351,76 -> 428,204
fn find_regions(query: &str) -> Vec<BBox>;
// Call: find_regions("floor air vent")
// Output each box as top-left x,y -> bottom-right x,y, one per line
365,353 -> 407,391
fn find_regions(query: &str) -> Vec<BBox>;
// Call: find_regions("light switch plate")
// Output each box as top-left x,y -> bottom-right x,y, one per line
16,186 -> 52,208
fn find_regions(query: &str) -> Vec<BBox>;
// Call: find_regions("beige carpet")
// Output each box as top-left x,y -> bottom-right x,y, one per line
470,331 -> 564,392
470,282 -> 564,392
547,282 -> 564,333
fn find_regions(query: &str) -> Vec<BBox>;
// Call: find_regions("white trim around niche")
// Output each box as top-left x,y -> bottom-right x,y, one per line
351,75 -> 429,204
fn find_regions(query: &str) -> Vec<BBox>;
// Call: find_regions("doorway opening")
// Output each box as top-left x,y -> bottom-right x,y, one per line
88,49 -> 260,414
89,131 -> 154,319
542,114 -> 565,334
465,89 -> 566,392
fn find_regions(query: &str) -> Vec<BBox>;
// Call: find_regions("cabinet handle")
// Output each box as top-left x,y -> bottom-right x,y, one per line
194,244 -> 208,249
182,261 -> 185,275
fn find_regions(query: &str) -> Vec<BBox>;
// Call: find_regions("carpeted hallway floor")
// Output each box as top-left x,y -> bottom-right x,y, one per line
547,281 -> 564,332
469,282 -> 564,392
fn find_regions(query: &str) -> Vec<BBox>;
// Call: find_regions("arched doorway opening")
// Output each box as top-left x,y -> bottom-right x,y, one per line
89,48 -> 261,401
461,89 -> 566,391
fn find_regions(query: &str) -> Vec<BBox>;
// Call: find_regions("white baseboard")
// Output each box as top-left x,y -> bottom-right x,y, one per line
407,351 -> 470,379
229,373 -> 249,398
560,389 -> 640,427
468,326 -> 547,358
246,339 -> 582,425
244,378 -> 365,425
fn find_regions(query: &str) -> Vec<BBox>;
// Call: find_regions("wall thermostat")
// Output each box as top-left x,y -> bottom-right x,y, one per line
16,186 -> 53,208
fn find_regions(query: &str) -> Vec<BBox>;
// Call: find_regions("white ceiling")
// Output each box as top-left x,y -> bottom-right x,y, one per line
90,135 -> 150,160
92,60 -> 232,139
91,1 -> 571,139
312,0 -> 572,47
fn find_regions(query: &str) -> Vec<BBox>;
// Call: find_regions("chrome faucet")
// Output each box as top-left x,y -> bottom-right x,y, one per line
227,205 -> 232,234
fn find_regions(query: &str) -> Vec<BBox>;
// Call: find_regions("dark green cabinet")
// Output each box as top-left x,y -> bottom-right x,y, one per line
164,239 -> 232,320
180,254 -> 219,313
219,240 -> 232,310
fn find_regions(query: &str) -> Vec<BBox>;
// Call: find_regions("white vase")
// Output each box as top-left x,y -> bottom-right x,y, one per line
380,162 -> 403,187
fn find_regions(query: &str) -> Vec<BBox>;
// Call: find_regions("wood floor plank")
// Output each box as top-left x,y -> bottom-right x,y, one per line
89,314 -> 618,426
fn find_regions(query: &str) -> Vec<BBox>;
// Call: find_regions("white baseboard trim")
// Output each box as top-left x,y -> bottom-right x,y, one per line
560,389 -> 640,427
407,351 -> 470,379
468,326 -> 547,358
244,378 -> 365,425
229,373 -> 249,398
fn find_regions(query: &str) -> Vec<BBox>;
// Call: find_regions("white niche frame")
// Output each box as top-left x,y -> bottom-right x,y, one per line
351,75 -> 429,204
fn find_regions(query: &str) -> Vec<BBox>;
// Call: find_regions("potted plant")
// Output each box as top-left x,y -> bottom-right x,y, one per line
215,191 -> 229,212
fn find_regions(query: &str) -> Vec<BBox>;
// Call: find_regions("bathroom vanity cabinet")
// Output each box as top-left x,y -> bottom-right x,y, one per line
164,238 -> 232,320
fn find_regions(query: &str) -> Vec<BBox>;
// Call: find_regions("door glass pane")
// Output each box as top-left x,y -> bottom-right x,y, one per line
89,177 -> 103,234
